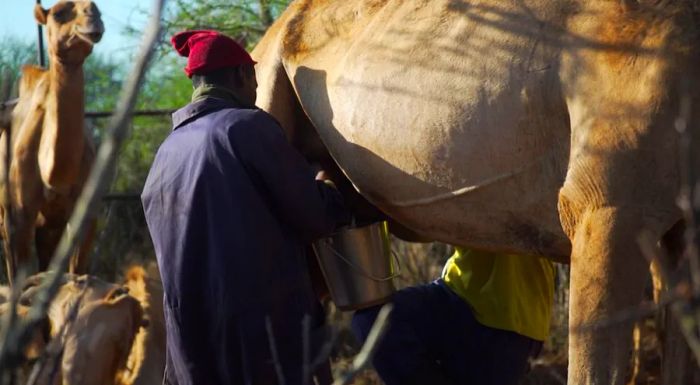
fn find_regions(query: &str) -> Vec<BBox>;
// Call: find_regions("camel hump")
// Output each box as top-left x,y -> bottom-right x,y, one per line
279,0 -> 389,62
124,262 -> 162,314
19,65 -> 48,97
126,265 -> 147,283
120,262 -> 165,385
125,265 -> 148,304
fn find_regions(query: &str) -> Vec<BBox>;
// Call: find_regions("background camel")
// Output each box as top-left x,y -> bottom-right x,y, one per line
252,1 -> 700,384
0,272 -> 146,385
0,1 -> 104,284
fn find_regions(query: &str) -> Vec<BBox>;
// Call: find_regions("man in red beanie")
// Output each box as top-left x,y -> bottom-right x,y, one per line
142,30 -> 350,385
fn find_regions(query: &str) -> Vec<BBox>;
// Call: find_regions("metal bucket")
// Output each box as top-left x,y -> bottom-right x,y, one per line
312,221 -> 400,311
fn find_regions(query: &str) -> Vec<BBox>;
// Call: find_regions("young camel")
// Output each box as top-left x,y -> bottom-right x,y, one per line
118,263 -> 166,385
0,1 -> 104,284
1,273 -> 146,385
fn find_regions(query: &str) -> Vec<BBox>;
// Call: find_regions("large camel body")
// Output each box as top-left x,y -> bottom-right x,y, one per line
252,1 -> 700,383
0,1 -> 104,283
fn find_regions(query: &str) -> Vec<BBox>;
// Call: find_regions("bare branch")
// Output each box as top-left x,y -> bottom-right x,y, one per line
333,304 -> 393,385
638,232 -> 700,366
1,69 -> 13,286
0,0 -> 166,371
265,316 -> 287,385
26,286 -> 88,385
302,315 -> 311,385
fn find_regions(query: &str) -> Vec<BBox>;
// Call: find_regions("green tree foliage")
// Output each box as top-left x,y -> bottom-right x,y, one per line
161,0 -> 291,49
84,54 -> 191,193
0,36 -> 37,97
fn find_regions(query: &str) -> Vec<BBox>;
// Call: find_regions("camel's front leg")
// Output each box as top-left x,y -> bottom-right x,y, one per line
562,204 -> 650,385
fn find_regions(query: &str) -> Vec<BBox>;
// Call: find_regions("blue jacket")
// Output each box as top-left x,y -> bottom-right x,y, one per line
142,97 -> 350,385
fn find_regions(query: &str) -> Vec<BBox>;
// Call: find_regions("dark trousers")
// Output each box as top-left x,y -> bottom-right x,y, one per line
351,280 -> 542,385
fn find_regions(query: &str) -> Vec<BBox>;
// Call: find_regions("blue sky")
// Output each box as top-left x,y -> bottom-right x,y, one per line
1,0 -> 151,60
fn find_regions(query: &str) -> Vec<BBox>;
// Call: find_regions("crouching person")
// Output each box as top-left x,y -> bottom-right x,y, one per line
142,30 -> 350,385
352,247 -> 554,385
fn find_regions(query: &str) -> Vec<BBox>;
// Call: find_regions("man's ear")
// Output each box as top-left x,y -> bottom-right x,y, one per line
230,66 -> 245,88
34,5 -> 48,25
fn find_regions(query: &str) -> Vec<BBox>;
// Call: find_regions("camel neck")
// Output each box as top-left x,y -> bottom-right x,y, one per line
49,60 -> 86,119
41,58 -> 87,190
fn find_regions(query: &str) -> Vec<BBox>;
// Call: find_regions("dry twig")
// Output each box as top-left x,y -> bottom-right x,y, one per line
0,0 -> 165,376
25,285 -> 87,385
333,304 -> 393,385
670,90 -> 700,366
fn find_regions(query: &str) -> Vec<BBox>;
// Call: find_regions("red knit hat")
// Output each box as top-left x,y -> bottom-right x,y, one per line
171,30 -> 256,78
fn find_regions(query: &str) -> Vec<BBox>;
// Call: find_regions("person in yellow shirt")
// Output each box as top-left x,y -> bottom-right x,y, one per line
352,246 -> 555,385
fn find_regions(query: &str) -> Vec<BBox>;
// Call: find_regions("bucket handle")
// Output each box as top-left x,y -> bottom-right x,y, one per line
317,239 -> 401,282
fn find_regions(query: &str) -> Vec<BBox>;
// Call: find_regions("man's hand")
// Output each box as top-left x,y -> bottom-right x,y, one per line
315,170 -> 330,181
317,171 -> 338,189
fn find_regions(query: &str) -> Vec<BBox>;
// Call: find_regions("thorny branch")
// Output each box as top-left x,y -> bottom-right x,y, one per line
26,286 -> 87,385
0,0 -> 166,376
638,234 -> 700,366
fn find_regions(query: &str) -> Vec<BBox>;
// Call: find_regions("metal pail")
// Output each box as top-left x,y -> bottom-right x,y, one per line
312,221 -> 400,311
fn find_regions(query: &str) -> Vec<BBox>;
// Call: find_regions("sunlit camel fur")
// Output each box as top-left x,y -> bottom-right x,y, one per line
252,1 -> 700,384
117,264 -> 166,385
0,1 -> 104,284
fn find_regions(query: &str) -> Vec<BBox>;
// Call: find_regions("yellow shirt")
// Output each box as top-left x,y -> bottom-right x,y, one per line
442,247 -> 555,341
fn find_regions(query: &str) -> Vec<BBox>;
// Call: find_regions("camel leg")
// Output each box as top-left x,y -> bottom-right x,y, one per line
5,210 -> 37,285
69,219 -> 95,274
35,225 -> 63,272
566,207 -> 649,385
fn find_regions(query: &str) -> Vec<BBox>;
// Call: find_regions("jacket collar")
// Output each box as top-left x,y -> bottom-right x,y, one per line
171,97 -> 255,131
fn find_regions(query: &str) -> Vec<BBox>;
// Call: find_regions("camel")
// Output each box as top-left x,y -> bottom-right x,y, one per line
0,1 -> 104,284
251,1 -> 700,384
0,273 -> 145,385
117,263 -> 166,385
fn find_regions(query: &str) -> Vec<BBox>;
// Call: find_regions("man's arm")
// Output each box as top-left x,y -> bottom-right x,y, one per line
232,110 -> 351,241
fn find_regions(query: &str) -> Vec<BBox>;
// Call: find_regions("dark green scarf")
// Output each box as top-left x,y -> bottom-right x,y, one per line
191,84 -> 253,108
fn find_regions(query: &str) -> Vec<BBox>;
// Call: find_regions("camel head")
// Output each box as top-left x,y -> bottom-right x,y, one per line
34,1 -> 104,65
